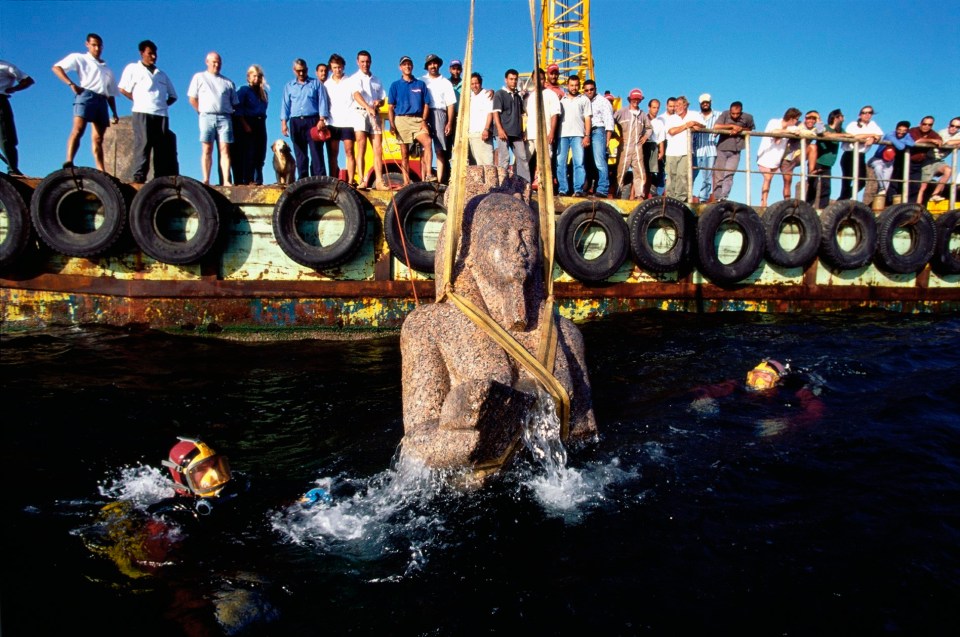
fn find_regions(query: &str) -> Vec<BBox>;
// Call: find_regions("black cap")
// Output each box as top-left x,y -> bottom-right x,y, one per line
399,55 -> 413,65
424,53 -> 442,69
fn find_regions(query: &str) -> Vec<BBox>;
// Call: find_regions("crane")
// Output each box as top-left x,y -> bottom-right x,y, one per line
540,0 -> 595,83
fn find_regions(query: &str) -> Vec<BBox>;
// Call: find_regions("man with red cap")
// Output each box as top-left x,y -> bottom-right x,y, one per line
614,88 -> 652,200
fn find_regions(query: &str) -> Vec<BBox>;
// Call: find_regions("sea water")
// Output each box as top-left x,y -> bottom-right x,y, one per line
2,312 -> 958,635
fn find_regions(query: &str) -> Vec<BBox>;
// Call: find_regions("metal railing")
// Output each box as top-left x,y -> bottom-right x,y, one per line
678,128 -> 958,209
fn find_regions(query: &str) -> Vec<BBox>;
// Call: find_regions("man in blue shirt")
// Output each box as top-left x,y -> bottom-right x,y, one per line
388,55 -> 435,185
280,58 -> 331,179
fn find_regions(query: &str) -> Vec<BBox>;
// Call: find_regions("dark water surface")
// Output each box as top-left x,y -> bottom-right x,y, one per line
2,312 -> 959,636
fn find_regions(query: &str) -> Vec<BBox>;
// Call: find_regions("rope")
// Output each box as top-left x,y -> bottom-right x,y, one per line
389,187 -> 419,305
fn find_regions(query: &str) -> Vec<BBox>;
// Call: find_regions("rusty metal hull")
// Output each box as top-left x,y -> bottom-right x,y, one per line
2,182 -> 958,336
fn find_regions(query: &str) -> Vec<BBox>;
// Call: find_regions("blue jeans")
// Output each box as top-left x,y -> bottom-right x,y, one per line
558,136 -> 585,195
590,127 -> 609,195
694,154 -> 715,200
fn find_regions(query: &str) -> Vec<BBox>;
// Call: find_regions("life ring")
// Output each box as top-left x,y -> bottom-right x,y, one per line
555,200 -> 630,283
874,203 -> 936,274
29,167 -> 127,257
696,201 -> 765,285
931,209 -> 959,275
128,176 -> 220,265
384,181 -> 447,273
0,174 -> 32,270
626,196 -> 694,273
762,198 -> 821,268
273,176 -> 367,269
818,200 -> 878,270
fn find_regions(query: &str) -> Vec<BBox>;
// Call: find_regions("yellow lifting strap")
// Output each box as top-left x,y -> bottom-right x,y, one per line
438,1 -> 571,460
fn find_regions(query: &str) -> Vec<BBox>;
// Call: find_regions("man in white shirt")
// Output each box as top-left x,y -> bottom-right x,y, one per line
421,53 -> 457,184
0,58 -> 34,176
118,40 -> 178,182
52,33 -> 120,172
187,52 -> 238,185
350,50 -> 387,189
558,75 -> 592,196
653,97 -> 675,195
525,68 -> 561,189
583,79 -> 615,197
664,95 -> 705,202
466,72 -> 494,166
839,105 -> 882,200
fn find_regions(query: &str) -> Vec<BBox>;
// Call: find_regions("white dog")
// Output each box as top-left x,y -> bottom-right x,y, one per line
272,139 -> 297,185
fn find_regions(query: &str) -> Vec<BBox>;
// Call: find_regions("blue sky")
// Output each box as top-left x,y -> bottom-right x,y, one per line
2,0 -> 958,204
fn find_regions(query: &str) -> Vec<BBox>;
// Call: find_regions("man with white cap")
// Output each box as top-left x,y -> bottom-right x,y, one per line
693,93 -> 719,202
614,88 -> 652,200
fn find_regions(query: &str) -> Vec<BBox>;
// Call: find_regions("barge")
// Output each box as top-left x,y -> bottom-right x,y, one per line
1,167 -> 958,338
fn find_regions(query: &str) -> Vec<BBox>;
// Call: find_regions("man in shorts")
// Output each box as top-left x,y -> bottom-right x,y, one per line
187,52 -> 238,185
323,53 -> 357,184
387,56 -> 434,186
350,50 -> 387,189
918,116 -> 958,203
421,53 -> 456,184
52,33 -> 119,172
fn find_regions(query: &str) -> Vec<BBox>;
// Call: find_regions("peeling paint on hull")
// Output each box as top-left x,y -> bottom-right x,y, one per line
2,180 -> 958,337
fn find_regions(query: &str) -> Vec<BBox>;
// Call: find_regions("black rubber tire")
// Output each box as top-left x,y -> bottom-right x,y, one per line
626,196 -> 694,273
273,176 -> 367,269
384,181 -> 447,273
874,203 -> 936,274
762,198 -> 822,268
29,167 -> 126,257
932,209 -> 960,275
0,174 -> 32,270
696,200 -> 765,285
555,200 -> 630,282
128,176 -> 220,265
818,200 -> 878,270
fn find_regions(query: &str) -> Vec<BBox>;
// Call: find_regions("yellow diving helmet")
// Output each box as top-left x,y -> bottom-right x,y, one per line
161,437 -> 232,498
746,359 -> 787,391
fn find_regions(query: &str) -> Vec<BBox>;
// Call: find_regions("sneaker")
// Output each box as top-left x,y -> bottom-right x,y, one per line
877,189 -> 886,196
573,191 -> 585,197
6,169 -> 24,177
931,195 -> 945,202
62,161 -> 74,169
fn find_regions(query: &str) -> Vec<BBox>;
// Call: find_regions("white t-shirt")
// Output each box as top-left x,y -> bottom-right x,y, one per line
421,73 -> 457,110
559,93 -> 592,137
118,62 -> 177,116
0,59 -> 28,96
325,75 -> 360,128
467,90 -> 494,134
525,89 -> 561,141
756,118 -> 791,169
349,70 -> 386,109
651,115 -> 668,144
54,52 -> 117,96
841,119 -> 883,152
187,71 -> 237,114
664,110 -> 705,157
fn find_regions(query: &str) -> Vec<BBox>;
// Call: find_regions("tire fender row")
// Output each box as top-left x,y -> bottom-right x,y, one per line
2,171 -> 958,278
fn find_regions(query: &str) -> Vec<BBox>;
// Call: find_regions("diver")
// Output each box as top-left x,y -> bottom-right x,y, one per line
151,436 -> 238,522
689,359 -> 826,436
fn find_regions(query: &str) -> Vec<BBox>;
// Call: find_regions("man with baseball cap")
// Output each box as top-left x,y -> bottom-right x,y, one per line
693,92 -> 719,202
421,53 -> 457,184
614,88 -> 652,200
387,55 -> 434,185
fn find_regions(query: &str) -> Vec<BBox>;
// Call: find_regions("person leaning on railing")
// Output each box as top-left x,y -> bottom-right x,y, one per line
838,105 -> 882,201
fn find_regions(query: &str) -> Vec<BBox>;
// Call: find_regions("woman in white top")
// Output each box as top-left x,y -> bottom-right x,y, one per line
756,107 -> 801,207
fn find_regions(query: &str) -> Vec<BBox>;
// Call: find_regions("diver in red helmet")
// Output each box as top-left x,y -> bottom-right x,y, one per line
150,436 -> 237,521
690,359 -> 826,436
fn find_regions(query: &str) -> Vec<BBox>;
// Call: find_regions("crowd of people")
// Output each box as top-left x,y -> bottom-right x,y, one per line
1,35 -> 957,207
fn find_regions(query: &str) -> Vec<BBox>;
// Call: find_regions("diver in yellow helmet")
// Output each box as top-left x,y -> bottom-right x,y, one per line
155,436 -> 236,518
745,359 -> 788,391
690,358 -> 825,436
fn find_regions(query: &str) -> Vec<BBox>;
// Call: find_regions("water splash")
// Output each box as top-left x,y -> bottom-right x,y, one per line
520,389 -> 636,519
97,464 -> 176,511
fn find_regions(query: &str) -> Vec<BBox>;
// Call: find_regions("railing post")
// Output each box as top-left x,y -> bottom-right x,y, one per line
799,137 -> 808,201
852,141 -> 861,200
901,150 -> 910,204
744,132 -> 751,207
952,151 -> 958,209
687,129 -> 694,203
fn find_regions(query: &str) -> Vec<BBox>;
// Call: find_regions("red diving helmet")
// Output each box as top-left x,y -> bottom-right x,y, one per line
162,437 -> 232,497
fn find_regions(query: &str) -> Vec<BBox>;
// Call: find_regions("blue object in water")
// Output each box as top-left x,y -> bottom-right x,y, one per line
301,487 -> 332,506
